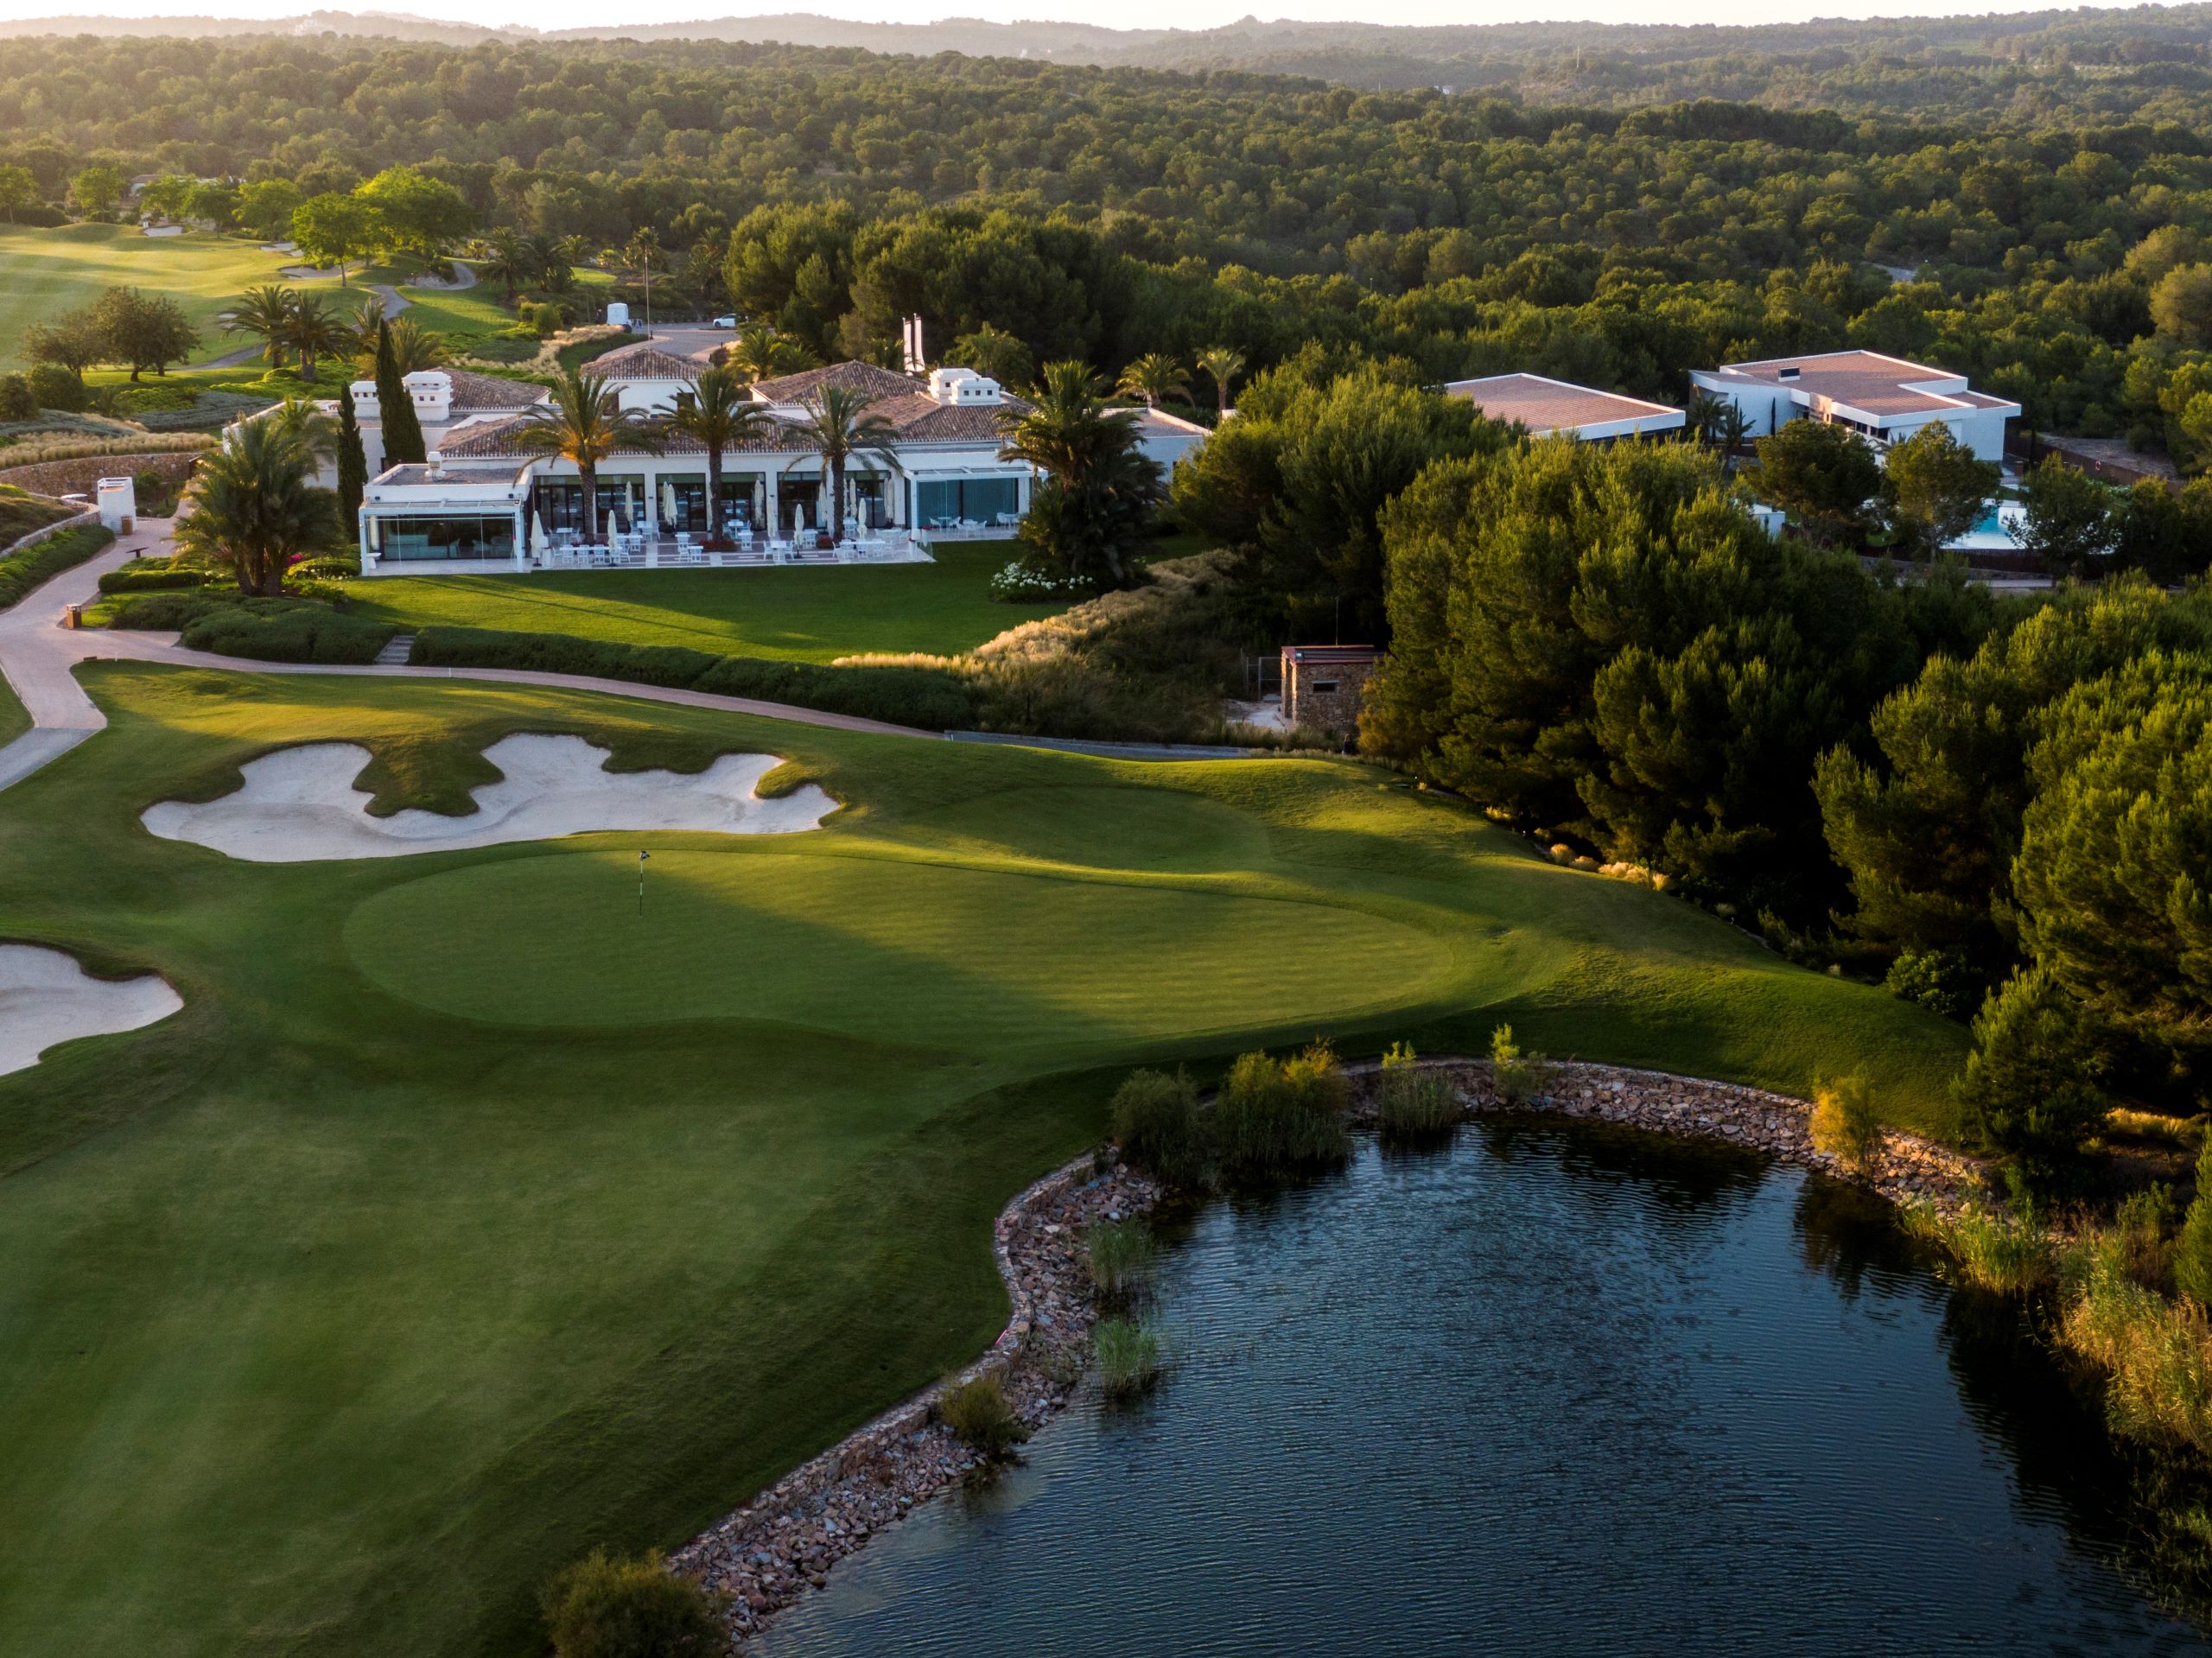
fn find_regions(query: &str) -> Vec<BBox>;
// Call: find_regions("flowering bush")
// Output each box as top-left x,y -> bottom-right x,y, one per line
988,557 -> 1090,603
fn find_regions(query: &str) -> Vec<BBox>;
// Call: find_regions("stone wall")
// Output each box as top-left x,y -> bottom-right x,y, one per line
0,450 -> 201,501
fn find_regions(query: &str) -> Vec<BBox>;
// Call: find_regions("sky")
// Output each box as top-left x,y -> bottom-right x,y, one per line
0,0 -> 2177,34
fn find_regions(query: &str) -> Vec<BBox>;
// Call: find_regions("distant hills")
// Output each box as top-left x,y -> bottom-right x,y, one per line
6,4 -> 2211,97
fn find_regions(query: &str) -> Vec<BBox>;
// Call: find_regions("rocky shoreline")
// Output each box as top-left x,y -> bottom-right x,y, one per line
673,1058 -> 1980,1647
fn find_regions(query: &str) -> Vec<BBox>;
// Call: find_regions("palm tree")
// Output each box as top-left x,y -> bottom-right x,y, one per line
787,384 -> 895,543
664,365 -> 773,541
348,293 -> 390,360
722,322 -> 815,384
266,395 -> 336,459
506,365 -> 664,544
999,359 -> 1162,587
520,231 -> 568,289
475,232 -> 530,304
218,284 -> 296,370
279,293 -> 346,381
1115,352 -> 1190,410
353,311 -> 447,375
1196,346 -> 1245,419
175,414 -> 339,596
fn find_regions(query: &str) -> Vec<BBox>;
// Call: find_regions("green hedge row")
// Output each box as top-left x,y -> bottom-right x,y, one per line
0,524 -> 113,612
98,567 -> 209,594
407,626 -> 977,730
109,590 -> 395,664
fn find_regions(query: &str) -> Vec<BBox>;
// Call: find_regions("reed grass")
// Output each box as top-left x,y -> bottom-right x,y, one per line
1376,1040 -> 1459,1137
1088,1219 -> 1158,1302
1489,1024 -> 1548,1103
1902,1200 -> 2056,1293
2063,1234 -> 2212,1458
1109,1067 -> 1211,1189
937,1376 -> 1030,1461
1093,1318 -> 1164,1401
1215,1041 -> 1351,1177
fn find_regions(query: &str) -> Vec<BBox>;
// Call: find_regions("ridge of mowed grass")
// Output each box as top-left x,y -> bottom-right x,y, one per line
0,662 -> 1968,1658
0,224 -> 308,371
348,543 -> 1058,663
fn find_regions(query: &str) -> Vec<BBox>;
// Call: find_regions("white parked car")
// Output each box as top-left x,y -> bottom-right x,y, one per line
711,315 -> 738,329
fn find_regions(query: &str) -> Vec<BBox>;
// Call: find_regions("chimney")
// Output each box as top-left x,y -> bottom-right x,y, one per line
350,379 -> 379,419
902,314 -> 925,375
404,369 -> 453,425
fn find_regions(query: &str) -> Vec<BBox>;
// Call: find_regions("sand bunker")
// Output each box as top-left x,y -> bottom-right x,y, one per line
0,944 -> 181,1077
142,734 -> 835,862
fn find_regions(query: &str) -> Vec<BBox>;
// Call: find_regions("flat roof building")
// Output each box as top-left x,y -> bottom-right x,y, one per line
1688,351 -> 2018,461
1444,373 -> 1685,441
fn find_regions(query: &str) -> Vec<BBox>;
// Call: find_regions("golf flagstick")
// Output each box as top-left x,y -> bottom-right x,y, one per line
638,849 -> 649,916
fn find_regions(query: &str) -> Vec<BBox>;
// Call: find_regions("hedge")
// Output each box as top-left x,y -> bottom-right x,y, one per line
181,605 -> 393,665
109,591 -> 395,664
0,524 -> 113,611
98,567 -> 209,594
406,626 -> 978,729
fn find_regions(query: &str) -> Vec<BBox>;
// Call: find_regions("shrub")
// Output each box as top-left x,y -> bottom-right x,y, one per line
0,524 -> 112,608
541,1548 -> 728,1658
988,556 -> 1091,602
1955,963 -> 2112,1197
1109,1067 -> 1209,1187
181,601 -> 394,664
0,433 -> 213,469
2118,1183 -> 2182,1295
1809,1074 -> 1884,1173
1489,1023 -> 1546,1103
938,1375 -> 1029,1460
109,588 -> 223,630
26,363 -> 89,414
1376,1040 -> 1459,1137
0,374 -> 37,421
1088,1219 -> 1157,1302
1215,1042 -> 1351,1177
1093,1317 -> 1163,1401
1902,1200 -> 2056,1294
98,565 -> 208,594
1884,947 -> 1987,1022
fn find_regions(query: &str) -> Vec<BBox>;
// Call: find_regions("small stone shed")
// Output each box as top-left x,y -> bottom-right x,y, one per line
1281,645 -> 1379,737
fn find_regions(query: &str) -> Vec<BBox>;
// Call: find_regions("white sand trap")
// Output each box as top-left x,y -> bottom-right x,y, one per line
0,944 -> 181,1077
142,734 -> 835,863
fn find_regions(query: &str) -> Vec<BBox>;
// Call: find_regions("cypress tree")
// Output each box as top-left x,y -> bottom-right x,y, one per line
374,318 -> 425,467
337,391 -> 368,525
2176,1141 -> 2212,1306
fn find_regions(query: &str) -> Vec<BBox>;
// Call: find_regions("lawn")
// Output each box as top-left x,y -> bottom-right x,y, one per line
0,663 -> 1969,1658
0,224 -> 310,371
350,543 -> 1056,662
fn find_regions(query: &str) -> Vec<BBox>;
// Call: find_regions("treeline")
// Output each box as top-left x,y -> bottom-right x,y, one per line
10,37 -> 2212,462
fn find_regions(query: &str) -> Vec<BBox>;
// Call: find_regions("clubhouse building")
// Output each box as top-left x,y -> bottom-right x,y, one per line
324,343 -> 1207,574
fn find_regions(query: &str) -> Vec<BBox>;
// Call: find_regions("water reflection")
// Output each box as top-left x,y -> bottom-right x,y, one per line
759,1118 -> 2212,1657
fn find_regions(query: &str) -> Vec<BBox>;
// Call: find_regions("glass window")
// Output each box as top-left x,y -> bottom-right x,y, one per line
377,516 -> 516,562
916,477 -> 1020,527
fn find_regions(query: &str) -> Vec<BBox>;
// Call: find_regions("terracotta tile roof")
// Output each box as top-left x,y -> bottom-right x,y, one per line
748,360 -> 920,403
443,368 -> 552,410
1446,373 -> 1681,435
591,342 -> 709,381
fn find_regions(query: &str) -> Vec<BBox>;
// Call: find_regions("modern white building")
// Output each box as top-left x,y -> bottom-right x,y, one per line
1688,351 -> 2019,461
1444,373 -> 1685,441
296,345 -> 1210,575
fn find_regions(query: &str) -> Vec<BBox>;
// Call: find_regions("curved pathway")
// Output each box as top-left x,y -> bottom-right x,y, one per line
206,263 -> 478,369
0,530 -> 934,794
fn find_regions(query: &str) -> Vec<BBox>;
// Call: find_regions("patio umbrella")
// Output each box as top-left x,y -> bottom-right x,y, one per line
661,481 -> 677,528
367,517 -> 382,553
531,511 -> 549,556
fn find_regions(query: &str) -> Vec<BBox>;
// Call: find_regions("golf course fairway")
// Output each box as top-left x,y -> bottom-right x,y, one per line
0,663 -> 1969,1658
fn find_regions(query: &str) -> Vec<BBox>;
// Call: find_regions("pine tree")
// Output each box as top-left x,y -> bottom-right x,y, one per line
373,318 -> 426,467
337,392 -> 368,528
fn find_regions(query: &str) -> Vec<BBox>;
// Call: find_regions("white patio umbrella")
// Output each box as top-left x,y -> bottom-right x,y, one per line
367,517 -> 382,552
661,481 -> 677,530
531,511 -> 549,556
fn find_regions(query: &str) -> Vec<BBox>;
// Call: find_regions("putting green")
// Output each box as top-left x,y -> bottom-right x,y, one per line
342,848 -> 1458,1051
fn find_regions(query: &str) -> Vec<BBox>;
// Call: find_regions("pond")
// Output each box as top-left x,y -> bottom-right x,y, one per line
757,1117 -> 2212,1657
